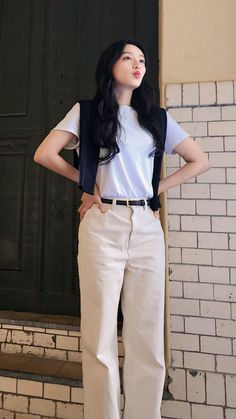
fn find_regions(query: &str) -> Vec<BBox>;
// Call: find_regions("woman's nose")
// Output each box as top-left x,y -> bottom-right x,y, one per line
133,60 -> 140,68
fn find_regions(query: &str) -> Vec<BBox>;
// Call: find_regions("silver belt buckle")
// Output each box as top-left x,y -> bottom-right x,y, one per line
126,199 -> 131,207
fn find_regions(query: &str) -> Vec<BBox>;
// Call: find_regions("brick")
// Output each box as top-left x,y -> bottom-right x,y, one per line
169,281 -> 183,297
171,332 -> 199,351
170,350 -> 183,368
23,346 -> 44,357
198,232 -> 228,249
200,300 -> 230,319
184,352 -> 215,371
210,152 -> 236,167
231,268 -> 236,284
222,105 -> 236,120
196,136 -> 224,152
56,336 -> 78,351
199,82 -> 216,106
44,348 -> 67,360
185,316 -> 215,335
170,315 -> 184,332
227,168 -> 236,183
216,81 -> 234,105
217,319 -> 236,337
226,408 -> 236,419
232,304 -> 236,319
56,401 -> 83,419
214,284 -> 236,302
212,217 -> 236,233
23,326 -> 45,332
17,379 -> 42,397
30,398 -> 55,416
201,336 -> 231,355
181,121 -> 207,137
186,369 -> 205,402
12,331 -> 33,345
209,121 -> 236,136
0,329 -> 8,342
229,234 -> 236,250
168,107 -> 192,122
34,333 -> 55,348
197,168 -> 226,183
166,153 -> 180,168
224,137 -> 236,151
3,394 -> 28,413
68,331 -> 81,337
170,298 -> 199,316
217,355 -> 236,374
2,325 -> 23,330
193,106 -> 221,121
166,84 -> 182,107
226,375 -> 236,407
15,414 -> 40,419
196,199 -> 226,215
45,328 -> 68,336
168,368 -> 186,400
0,409 -> 14,418
167,199 -> 195,214
169,263 -> 198,282
197,199 -> 226,215
199,266 -> 229,283
167,185 -> 180,198
168,247 -> 181,263
71,387 -> 84,403
192,404 -> 224,419
184,282 -> 213,300
168,231 -> 197,247
161,400 -> 191,419
181,215 -> 211,231
44,383 -> 70,402
1,343 -> 22,354
183,83 -> 199,106
182,248 -> 211,265
206,372 -> 225,405
228,201 -> 236,216
0,377 -> 17,392
182,184 -> 210,199
213,250 -> 236,267
168,215 -> 180,231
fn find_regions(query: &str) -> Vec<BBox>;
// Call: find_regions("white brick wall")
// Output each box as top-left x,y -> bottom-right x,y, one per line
162,80 -> 236,419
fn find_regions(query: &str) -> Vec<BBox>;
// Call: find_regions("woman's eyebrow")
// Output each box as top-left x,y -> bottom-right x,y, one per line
121,51 -> 145,58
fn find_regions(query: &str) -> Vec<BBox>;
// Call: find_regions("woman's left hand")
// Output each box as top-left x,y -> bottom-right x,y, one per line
153,209 -> 160,219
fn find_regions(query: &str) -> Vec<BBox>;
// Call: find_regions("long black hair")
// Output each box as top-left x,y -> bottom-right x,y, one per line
92,37 -> 164,164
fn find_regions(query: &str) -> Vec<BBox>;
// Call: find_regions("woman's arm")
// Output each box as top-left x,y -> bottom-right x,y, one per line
158,137 -> 211,194
34,129 -> 80,183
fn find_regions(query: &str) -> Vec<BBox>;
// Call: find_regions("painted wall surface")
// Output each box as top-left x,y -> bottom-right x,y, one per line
160,0 -> 236,84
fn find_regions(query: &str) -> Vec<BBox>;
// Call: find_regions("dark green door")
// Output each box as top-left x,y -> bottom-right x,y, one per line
0,0 -> 159,315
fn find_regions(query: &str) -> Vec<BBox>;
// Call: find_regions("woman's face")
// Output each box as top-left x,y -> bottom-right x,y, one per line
112,43 -> 146,90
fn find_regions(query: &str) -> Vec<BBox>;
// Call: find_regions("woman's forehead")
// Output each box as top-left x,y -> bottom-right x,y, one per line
122,44 -> 144,56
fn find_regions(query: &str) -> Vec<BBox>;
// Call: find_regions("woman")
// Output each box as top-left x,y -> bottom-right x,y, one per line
34,38 -> 211,419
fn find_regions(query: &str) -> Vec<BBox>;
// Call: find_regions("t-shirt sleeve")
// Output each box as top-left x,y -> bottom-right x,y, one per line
50,102 -> 80,150
164,111 -> 190,155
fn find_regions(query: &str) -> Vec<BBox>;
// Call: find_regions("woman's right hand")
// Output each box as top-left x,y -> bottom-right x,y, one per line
78,184 -> 104,221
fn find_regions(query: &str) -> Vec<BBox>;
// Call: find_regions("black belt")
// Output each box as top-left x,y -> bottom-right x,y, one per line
101,197 -> 151,206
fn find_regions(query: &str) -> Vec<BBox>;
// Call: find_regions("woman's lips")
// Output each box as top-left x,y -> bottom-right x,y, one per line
133,72 -> 141,78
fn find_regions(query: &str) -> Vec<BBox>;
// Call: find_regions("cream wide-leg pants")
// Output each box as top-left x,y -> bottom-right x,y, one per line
78,200 -> 166,419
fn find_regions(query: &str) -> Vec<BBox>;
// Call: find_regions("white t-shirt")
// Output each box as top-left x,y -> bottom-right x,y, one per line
51,102 -> 190,199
